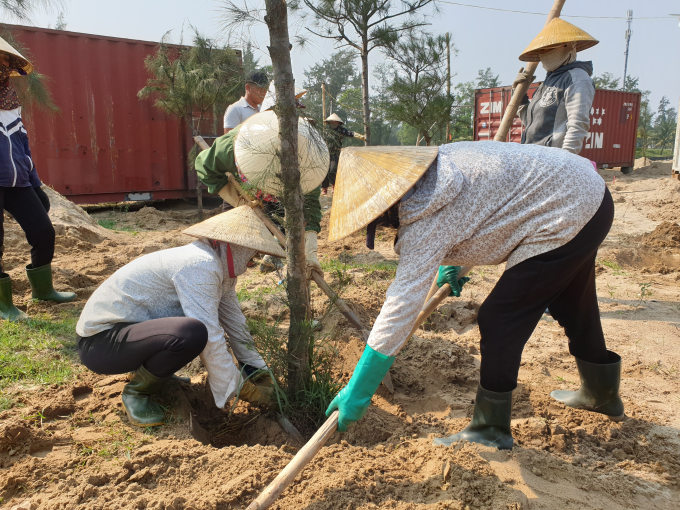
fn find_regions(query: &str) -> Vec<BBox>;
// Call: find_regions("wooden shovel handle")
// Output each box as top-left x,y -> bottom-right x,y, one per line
246,411 -> 339,510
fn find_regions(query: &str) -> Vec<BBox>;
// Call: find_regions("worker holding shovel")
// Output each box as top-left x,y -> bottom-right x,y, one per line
75,207 -> 282,427
0,37 -> 75,321
513,19 -> 598,155
325,141 -> 623,450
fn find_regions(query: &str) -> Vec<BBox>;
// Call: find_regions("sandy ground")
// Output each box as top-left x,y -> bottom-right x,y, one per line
1,161 -> 679,510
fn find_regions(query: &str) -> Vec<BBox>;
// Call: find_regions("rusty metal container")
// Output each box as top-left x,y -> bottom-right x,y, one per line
474,85 -> 641,170
10,24 -> 223,204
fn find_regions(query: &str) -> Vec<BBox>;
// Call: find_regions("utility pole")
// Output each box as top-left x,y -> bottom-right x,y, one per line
622,9 -> 633,90
673,95 -> 680,179
321,82 -> 326,120
445,32 -> 451,143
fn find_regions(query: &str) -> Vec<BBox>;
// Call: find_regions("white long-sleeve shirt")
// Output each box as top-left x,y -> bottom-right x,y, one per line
76,239 -> 264,408
367,141 -> 605,357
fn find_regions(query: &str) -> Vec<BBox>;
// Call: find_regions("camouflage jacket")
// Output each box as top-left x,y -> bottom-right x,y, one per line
324,125 -> 354,160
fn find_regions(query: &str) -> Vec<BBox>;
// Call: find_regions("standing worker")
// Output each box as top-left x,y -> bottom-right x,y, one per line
0,37 -> 75,321
322,113 -> 365,195
223,70 -> 269,135
325,142 -> 623,449
513,18 -> 598,154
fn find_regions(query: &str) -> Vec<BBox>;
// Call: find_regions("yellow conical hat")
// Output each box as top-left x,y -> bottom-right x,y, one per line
519,18 -> 598,62
183,205 -> 285,257
235,110 -> 330,195
328,146 -> 439,242
0,37 -> 33,77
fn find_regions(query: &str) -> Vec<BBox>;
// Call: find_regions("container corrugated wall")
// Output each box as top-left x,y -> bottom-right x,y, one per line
474,85 -> 641,169
11,25 -> 194,203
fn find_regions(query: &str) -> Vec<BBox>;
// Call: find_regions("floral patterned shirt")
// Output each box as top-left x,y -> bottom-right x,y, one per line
367,141 -> 605,356
0,64 -> 21,111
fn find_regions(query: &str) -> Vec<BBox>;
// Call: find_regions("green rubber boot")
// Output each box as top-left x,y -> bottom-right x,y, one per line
25,263 -> 76,303
0,273 -> 28,321
121,366 -> 168,427
550,351 -> 624,422
433,385 -> 514,450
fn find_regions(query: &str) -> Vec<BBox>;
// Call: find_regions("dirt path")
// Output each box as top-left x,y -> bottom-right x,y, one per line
1,162 -> 679,509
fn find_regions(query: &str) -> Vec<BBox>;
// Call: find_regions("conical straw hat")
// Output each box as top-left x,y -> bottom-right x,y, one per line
235,110 -> 330,195
328,146 -> 439,242
519,18 -> 598,62
324,113 -> 343,124
0,37 -> 33,76
183,205 -> 285,258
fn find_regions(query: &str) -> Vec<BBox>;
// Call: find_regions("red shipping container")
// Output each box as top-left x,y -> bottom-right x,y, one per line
474,85 -> 641,171
9,24 -> 230,204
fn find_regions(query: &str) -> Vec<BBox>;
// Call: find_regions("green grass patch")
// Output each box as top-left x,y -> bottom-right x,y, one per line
236,282 -> 282,304
97,218 -> 139,235
598,258 -> 627,276
321,257 -> 398,279
635,148 -> 673,159
0,312 -> 80,410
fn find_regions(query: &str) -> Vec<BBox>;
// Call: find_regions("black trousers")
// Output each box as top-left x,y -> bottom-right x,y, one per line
77,317 -> 208,379
321,159 -> 339,189
478,188 -> 614,393
0,186 -> 54,274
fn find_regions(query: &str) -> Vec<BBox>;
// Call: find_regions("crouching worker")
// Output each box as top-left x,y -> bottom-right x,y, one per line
75,206 -> 285,427
326,142 -> 622,449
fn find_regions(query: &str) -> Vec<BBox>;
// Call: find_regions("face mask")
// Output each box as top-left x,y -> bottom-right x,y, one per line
217,242 -> 256,278
539,43 -> 577,72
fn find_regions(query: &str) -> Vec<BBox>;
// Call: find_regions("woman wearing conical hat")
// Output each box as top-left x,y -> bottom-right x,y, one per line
196,102 -> 330,278
513,18 -> 598,154
75,207 -> 283,427
325,142 -> 623,449
0,37 -> 76,321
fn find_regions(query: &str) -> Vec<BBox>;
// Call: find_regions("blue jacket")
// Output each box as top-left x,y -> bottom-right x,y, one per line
0,107 -> 41,188
519,61 -> 595,154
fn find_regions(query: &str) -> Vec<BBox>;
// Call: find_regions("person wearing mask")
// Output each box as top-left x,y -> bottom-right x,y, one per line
513,18 -> 598,155
0,37 -> 75,321
321,114 -> 365,195
75,206 -> 283,427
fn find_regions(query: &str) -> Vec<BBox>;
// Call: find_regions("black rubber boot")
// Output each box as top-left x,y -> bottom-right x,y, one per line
25,263 -> 76,303
0,273 -> 28,321
550,351 -> 624,421
433,385 -> 514,450
121,366 -> 168,427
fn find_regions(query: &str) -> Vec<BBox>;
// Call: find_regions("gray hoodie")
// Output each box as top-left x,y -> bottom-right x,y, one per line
519,61 -> 595,154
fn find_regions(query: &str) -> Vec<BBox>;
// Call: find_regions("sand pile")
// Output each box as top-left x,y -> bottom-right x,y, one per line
642,222 -> 680,250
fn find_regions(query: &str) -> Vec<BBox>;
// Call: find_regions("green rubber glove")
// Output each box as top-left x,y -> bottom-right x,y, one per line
437,266 -> 470,297
326,345 -> 395,432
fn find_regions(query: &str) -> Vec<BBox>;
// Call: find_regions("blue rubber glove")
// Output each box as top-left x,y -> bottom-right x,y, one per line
326,345 -> 395,432
437,266 -> 470,297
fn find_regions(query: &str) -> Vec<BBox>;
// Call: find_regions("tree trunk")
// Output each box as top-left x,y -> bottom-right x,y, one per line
264,0 -> 311,394
361,46 -> 371,146
196,179 -> 204,221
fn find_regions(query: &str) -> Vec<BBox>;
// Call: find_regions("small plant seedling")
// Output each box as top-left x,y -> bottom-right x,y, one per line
635,282 -> 653,310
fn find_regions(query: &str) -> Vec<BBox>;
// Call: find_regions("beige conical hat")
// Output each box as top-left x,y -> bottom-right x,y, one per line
0,37 -> 33,77
520,18 -> 598,62
324,113 -> 343,124
235,110 -> 330,195
183,205 -> 285,258
328,146 -> 439,242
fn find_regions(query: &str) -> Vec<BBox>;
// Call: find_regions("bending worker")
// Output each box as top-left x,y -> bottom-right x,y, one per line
196,109 -> 327,280
0,37 -> 75,321
75,207 -> 281,427
326,141 -> 622,450
513,18 -> 598,154
322,113 -> 365,195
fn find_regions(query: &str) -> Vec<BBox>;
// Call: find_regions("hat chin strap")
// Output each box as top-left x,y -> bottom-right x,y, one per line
226,243 -> 236,279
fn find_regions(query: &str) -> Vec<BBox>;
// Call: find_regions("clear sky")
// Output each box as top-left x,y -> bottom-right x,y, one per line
25,0 -> 680,112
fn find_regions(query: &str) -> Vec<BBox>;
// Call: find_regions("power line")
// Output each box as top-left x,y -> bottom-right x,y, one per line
438,1 -> 673,20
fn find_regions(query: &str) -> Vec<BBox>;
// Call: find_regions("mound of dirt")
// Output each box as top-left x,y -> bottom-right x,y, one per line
43,186 -> 110,243
642,222 -> 680,249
